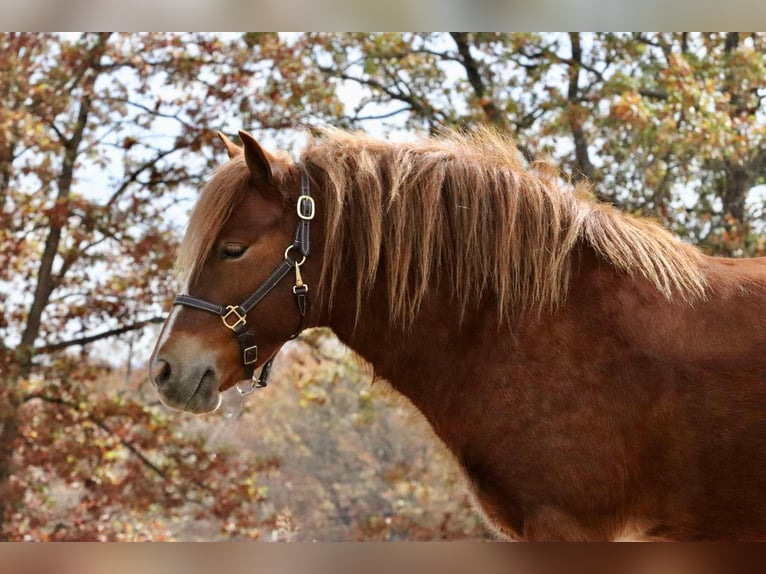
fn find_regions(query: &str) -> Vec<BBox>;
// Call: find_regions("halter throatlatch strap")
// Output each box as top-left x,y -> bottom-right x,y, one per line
172,169 -> 314,393
294,174 -> 314,257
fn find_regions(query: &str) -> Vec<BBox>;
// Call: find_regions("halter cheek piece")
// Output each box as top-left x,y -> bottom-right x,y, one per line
173,170 -> 314,396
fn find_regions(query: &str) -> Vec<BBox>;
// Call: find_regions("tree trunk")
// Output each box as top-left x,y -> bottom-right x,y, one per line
0,388 -> 20,540
1,33 -> 109,539
567,33 -> 595,185
450,32 -> 511,133
718,32 -> 752,253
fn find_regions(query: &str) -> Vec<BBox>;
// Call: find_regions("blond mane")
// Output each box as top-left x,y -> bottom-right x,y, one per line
303,128 -> 706,325
177,128 -> 706,325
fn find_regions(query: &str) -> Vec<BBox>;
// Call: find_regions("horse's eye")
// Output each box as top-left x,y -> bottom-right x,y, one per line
222,244 -> 247,259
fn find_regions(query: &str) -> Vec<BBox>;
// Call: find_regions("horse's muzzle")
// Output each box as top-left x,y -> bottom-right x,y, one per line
149,356 -> 221,414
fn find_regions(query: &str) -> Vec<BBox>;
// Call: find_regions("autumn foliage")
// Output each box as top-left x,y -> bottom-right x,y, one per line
1,32 -> 764,541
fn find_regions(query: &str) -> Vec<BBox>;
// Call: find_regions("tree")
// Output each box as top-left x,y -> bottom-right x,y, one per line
0,32 -> 307,540
2,32 -> 764,540
245,32 -> 765,254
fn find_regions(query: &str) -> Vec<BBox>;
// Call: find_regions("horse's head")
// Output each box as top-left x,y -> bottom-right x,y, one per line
149,131 -> 315,413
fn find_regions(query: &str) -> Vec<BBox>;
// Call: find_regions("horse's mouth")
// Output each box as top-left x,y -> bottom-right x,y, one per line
160,368 -> 221,414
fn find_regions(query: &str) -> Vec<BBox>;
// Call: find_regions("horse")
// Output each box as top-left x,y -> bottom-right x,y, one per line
149,127 -> 766,541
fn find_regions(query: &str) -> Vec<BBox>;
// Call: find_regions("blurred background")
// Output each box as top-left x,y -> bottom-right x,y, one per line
1,32 -> 765,541
4,0 -> 766,31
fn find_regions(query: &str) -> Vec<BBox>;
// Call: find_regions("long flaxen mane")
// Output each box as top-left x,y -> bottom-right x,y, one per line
177,128 -> 707,326
302,128 -> 707,326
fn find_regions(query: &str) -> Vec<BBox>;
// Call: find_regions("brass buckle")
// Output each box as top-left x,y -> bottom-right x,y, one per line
221,305 -> 247,331
297,196 -> 315,220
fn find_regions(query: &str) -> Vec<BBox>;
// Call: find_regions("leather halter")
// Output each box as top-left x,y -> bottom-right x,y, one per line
173,170 -> 314,395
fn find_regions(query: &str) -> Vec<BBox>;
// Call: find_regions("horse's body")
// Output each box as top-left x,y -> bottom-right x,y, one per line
335,249 -> 766,541
150,128 -> 766,541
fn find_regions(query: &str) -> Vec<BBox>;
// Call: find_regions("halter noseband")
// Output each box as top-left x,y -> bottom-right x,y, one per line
173,170 -> 314,396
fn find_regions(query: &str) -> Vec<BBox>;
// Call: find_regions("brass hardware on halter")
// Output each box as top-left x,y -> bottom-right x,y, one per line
293,262 -> 306,291
285,244 -> 309,294
243,344 -> 258,365
284,244 -> 306,267
236,379 -> 257,396
221,305 -> 247,331
297,195 -> 315,220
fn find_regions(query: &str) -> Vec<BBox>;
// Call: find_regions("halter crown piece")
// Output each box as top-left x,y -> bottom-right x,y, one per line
173,170 -> 314,396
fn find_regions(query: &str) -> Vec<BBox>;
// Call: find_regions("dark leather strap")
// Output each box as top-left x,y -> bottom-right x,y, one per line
238,259 -> 294,314
294,174 -> 313,256
174,295 -> 224,315
234,325 -> 259,367
290,284 -> 309,338
253,355 -> 275,388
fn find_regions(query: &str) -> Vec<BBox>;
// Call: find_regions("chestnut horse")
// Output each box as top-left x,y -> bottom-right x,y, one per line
149,128 -> 766,541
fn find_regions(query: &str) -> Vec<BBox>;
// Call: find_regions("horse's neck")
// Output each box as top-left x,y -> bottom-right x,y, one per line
613,255 -> 766,369
317,243 -> 766,444
320,285 -> 490,438
316,247 -> 614,433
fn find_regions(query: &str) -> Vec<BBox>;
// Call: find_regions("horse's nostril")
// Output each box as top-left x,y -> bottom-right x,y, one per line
151,358 -> 172,387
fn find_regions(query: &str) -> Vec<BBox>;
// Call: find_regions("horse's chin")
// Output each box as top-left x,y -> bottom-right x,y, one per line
188,392 -> 223,414
159,390 -> 221,414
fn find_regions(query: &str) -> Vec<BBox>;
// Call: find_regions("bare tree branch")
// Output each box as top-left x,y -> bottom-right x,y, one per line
567,33 -> 597,188
23,393 -> 169,480
35,317 -> 165,354
22,392 -> 217,504
353,107 -> 412,122
320,67 -> 439,122
450,32 -> 510,132
638,89 -> 669,100
20,35 -> 111,354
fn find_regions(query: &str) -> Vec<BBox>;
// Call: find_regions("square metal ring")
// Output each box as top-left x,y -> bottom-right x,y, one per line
243,344 -> 258,365
221,305 -> 247,331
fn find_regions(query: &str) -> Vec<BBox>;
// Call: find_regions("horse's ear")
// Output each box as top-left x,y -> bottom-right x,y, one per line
238,130 -> 274,185
217,131 -> 242,159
